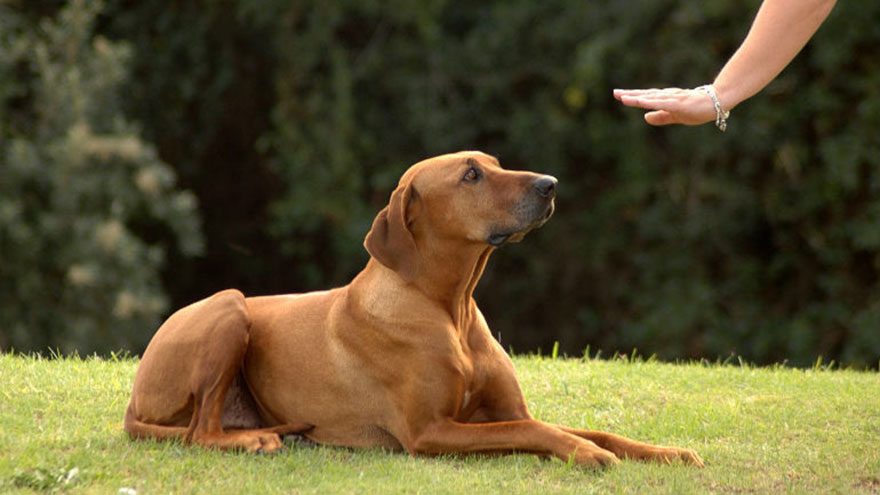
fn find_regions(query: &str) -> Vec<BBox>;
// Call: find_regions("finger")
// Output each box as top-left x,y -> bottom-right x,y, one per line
644,110 -> 678,126
618,95 -> 650,108
613,87 -> 685,99
614,88 -> 658,100
619,95 -> 684,111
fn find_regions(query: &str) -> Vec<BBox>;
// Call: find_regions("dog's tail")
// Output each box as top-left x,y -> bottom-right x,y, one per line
123,401 -> 191,442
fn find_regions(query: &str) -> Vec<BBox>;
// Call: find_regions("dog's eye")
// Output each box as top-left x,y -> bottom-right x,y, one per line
462,167 -> 481,183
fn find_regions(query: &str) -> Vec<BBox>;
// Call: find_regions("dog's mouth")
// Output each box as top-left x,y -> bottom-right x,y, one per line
487,201 -> 555,247
488,232 -> 514,247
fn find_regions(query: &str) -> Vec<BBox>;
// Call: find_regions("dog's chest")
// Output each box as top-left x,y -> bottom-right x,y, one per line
453,345 -> 496,418
461,390 -> 474,410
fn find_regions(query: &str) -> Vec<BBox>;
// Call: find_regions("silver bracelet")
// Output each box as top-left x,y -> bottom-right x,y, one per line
695,85 -> 730,132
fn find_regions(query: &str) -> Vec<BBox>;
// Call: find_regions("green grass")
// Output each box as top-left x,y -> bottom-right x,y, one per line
1,353 -> 878,494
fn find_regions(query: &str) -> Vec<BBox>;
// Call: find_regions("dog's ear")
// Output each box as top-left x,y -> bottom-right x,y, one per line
364,179 -> 420,282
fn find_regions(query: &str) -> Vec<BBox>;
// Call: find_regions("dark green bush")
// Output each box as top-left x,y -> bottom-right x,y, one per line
0,0 -> 202,354
258,0 -> 880,366
7,0 -> 879,366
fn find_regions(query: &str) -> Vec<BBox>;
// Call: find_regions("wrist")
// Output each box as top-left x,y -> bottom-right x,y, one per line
710,81 -> 740,112
695,85 -> 730,132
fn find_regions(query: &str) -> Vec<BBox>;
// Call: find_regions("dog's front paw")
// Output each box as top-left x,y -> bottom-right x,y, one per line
652,446 -> 704,468
572,445 -> 621,468
243,432 -> 284,454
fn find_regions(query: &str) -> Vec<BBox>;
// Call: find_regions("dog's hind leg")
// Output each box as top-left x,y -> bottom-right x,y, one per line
124,289 -> 310,453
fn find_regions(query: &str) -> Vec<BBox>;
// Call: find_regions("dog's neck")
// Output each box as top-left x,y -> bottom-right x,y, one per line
357,239 -> 493,331
410,243 -> 493,329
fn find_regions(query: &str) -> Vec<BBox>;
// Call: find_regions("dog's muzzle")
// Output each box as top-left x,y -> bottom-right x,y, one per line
488,175 -> 557,247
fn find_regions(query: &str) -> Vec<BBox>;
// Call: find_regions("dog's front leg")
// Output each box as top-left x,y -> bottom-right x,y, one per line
555,426 -> 704,467
406,418 -> 620,467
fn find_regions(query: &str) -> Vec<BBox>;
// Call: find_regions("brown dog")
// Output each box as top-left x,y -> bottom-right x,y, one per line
124,151 -> 703,467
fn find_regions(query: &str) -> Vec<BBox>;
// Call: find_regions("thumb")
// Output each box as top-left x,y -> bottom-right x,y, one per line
644,110 -> 678,126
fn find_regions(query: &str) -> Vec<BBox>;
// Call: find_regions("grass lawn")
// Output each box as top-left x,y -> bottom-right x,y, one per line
1,352 -> 878,494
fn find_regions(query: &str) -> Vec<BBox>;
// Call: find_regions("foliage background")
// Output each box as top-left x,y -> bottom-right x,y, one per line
0,0 -> 202,353
2,0 -> 879,366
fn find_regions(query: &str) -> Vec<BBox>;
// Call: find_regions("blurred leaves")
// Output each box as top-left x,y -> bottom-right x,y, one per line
0,0 -> 203,354
3,0 -> 880,366
263,0 -> 880,366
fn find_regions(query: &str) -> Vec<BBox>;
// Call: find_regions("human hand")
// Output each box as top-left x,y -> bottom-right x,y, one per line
613,88 -> 718,126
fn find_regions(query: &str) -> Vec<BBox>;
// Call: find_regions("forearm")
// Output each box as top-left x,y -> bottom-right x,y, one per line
713,0 -> 836,110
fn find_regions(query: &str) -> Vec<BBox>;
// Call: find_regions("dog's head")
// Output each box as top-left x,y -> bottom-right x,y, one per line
364,151 -> 556,282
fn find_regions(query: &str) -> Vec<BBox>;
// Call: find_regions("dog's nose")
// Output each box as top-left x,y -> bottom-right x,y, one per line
534,176 -> 557,198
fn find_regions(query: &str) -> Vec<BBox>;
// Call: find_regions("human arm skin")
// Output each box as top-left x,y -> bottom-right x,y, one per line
613,0 -> 837,127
